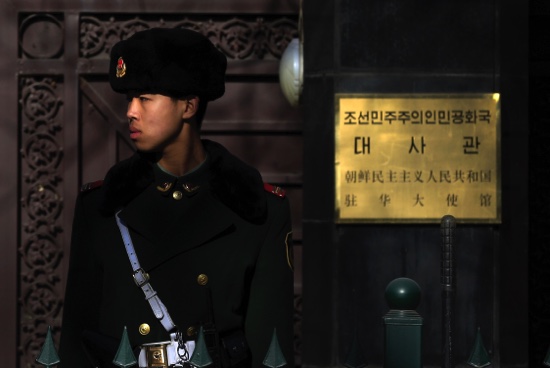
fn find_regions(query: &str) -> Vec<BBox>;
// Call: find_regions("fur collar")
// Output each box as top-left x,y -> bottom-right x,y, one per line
99,139 -> 267,224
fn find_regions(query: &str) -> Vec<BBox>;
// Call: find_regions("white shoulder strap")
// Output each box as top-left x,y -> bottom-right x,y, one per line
115,211 -> 178,333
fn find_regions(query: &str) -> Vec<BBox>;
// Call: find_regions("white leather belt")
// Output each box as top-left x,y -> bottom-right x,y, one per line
115,211 -> 178,333
115,211 -> 202,367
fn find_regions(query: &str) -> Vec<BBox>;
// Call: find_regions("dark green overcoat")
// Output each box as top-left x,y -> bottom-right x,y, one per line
59,140 -> 295,368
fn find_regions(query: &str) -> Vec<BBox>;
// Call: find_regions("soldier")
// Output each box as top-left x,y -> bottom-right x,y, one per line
59,27 -> 295,368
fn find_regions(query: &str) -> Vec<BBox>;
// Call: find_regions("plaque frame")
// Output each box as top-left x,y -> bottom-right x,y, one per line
334,93 -> 501,224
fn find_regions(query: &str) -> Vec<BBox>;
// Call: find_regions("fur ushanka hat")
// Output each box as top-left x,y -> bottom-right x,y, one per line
109,27 -> 227,101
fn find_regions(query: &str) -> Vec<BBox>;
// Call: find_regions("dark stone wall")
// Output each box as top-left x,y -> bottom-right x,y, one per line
529,1 -> 550,366
338,1 -> 495,72
301,0 -> 528,366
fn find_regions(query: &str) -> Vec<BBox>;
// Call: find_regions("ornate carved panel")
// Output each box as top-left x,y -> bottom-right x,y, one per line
19,76 -> 65,368
79,14 -> 298,61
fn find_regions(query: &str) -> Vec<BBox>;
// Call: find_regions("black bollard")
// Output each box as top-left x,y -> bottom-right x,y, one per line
383,277 -> 423,368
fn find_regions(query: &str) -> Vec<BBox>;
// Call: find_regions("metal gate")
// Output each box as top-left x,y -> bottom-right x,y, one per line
0,2 -> 302,367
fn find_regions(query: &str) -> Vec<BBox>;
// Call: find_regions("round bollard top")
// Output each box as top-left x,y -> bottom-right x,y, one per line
385,277 -> 421,310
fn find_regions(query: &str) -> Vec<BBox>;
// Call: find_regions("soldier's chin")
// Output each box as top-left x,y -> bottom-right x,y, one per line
135,145 -> 164,157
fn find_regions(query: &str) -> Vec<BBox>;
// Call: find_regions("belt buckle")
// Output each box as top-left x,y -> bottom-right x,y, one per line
142,341 -> 171,368
133,268 -> 150,287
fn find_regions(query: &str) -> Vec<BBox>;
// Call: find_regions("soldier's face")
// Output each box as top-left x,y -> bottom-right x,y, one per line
126,94 -> 189,152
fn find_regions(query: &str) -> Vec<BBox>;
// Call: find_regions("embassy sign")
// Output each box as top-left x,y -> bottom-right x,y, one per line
335,93 -> 501,224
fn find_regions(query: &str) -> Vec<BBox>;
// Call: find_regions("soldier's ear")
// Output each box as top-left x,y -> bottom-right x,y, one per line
182,96 -> 200,119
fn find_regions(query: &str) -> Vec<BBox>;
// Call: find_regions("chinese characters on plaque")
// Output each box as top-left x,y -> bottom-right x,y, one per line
335,93 -> 501,223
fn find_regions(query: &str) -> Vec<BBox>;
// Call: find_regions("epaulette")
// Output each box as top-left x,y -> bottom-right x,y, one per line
263,182 -> 286,198
81,180 -> 104,192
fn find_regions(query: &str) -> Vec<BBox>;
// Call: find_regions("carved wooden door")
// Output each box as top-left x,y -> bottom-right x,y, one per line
0,2 -> 302,367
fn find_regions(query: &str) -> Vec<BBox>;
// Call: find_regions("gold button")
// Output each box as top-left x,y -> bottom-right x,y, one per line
186,326 -> 196,337
197,274 -> 208,285
172,191 -> 183,200
139,323 -> 151,335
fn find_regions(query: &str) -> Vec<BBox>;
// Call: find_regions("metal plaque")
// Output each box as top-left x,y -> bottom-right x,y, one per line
335,93 -> 501,224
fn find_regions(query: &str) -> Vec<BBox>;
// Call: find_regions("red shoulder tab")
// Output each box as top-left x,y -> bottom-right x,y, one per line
81,180 -> 104,192
264,182 -> 286,198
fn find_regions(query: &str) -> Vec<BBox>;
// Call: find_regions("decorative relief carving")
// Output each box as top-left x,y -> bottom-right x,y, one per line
21,79 -> 63,132
22,283 -> 62,318
22,134 -> 63,178
21,234 -> 63,272
19,13 -> 64,59
23,183 -> 63,225
79,15 -> 298,60
19,76 -> 64,367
